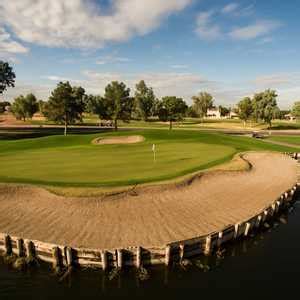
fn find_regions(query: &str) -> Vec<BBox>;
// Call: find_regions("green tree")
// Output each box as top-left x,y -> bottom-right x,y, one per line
134,80 -> 155,121
44,82 -> 83,136
72,86 -> 86,121
186,105 -> 199,118
0,61 -> 15,94
192,92 -> 213,121
237,97 -> 253,126
11,93 -> 38,121
159,96 -> 187,130
261,89 -> 279,128
252,92 -> 264,122
86,94 -> 113,121
25,93 -> 39,119
292,101 -> 300,121
0,101 -> 11,113
218,105 -> 230,117
104,81 -> 133,130
11,95 -> 27,121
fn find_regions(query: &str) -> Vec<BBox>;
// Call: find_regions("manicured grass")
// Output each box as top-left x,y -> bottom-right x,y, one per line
0,129 -> 298,187
267,135 -> 300,145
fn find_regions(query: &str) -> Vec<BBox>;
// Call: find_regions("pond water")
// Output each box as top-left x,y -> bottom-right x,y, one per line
1,195 -> 300,298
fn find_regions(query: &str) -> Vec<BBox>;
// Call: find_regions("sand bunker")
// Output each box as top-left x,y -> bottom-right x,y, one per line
92,135 -> 145,145
0,152 -> 297,249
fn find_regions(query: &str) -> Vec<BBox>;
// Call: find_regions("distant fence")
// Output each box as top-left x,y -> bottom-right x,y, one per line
0,152 -> 299,271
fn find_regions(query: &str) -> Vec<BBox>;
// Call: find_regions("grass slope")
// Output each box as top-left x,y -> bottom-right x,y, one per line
267,135 -> 300,146
0,129 -> 298,187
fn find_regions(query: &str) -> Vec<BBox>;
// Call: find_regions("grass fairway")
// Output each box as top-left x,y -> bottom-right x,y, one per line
0,129 -> 298,187
267,135 -> 300,146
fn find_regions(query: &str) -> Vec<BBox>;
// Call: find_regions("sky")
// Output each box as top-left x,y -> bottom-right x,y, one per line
0,0 -> 300,109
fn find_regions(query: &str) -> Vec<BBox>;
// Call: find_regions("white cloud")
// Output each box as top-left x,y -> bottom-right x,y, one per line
253,73 -> 300,88
0,0 -> 191,49
0,27 -> 28,58
4,71 -> 300,109
229,20 -> 282,40
195,11 -> 222,41
96,55 -> 131,65
81,70 -> 211,98
222,3 -> 239,14
170,64 -> 189,69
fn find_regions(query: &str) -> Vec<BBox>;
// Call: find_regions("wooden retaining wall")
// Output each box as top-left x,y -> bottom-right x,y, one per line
0,152 -> 299,270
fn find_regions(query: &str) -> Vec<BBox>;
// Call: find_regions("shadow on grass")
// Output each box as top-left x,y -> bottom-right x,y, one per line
0,127 -> 114,140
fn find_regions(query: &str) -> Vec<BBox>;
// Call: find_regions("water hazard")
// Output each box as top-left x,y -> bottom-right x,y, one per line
1,196 -> 300,298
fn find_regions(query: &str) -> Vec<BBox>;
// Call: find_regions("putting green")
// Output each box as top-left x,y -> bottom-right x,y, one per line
0,129 -> 297,187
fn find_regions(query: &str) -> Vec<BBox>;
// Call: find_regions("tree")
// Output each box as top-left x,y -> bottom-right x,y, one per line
86,94 -> 113,121
134,80 -> 155,121
25,93 -> 39,119
0,61 -> 15,94
11,95 -> 27,121
0,101 -> 10,113
104,81 -> 133,130
237,97 -> 253,126
11,93 -> 38,121
260,89 -> 279,128
292,101 -> 300,121
44,82 -> 83,136
218,105 -> 230,117
186,105 -> 199,118
159,96 -> 187,130
192,92 -> 213,121
72,86 -> 87,121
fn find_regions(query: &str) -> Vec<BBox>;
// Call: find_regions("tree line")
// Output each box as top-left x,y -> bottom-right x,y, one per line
0,60 -> 297,134
236,90 -> 279,128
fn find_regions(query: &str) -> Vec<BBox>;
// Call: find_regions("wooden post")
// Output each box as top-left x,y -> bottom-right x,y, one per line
52,247 -> 61,269
179,244 -> 184,261
271,203 -> 276,215
244,222 -> 251,237
255,215 -> 262,228
4,234 -> 12,255
165,245 -> 171,266
284,192 -> 289,200
217,231 -> 223,247
16,238 -> 24,257
263,210 -> 268,222
101,251 -> 108,271
25,240 -> 35,258
234,223 -> 240,239
204,236 -> 212,255
117,249 -> 123,269
276,200 -> 281,212
136,247 -> 142,269
65,247 -> 73,267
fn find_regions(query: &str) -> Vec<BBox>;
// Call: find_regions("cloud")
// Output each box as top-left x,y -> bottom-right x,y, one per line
170,64 -> 189,69
222,3 -> 239,14
4,71 -> 300,109
229,20 -> 282,40
195,11 -> 222,41
253,73 -> 300,88
81,70 -> 211,98
222,3 -> 254,17
96,55 -> 131,65
0,0 -> 191,49
0,27 -> 28,58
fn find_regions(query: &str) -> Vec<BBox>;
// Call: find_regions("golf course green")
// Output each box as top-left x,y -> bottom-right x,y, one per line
0,129 -> 298,187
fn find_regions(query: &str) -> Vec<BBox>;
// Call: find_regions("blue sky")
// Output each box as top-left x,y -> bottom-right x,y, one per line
0,0 -> 300,108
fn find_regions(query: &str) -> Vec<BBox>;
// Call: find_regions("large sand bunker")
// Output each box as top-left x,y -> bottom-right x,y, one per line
92,135 -> 145,145
0,152 -> 297,249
